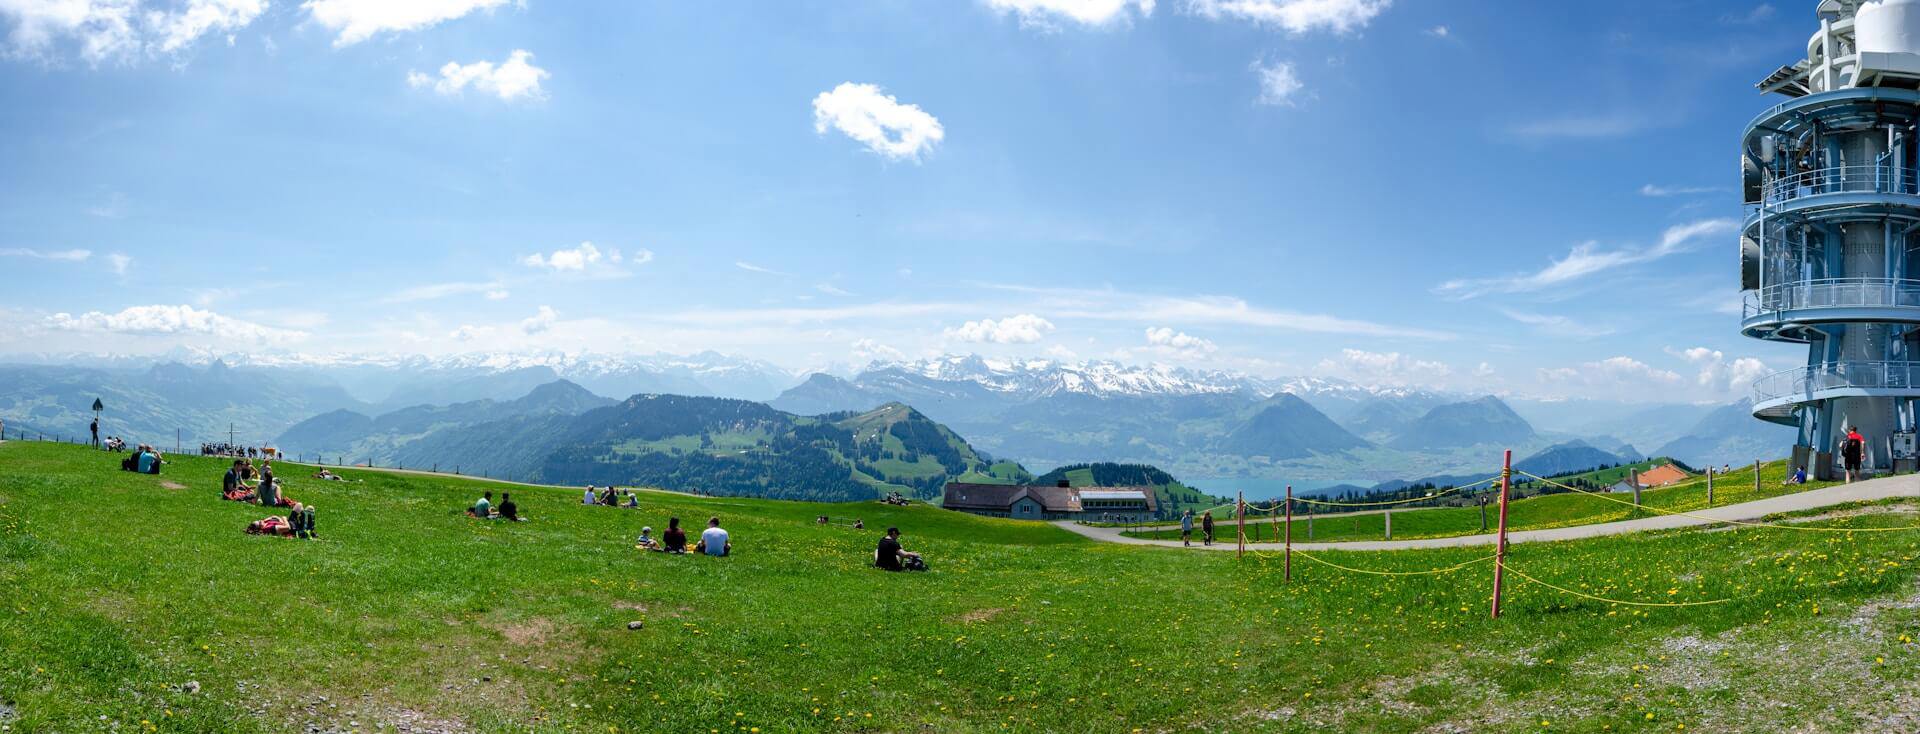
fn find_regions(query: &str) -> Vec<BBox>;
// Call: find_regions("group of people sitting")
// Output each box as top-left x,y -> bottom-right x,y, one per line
221,459 -> 294,506
467,491 -> 525,521
102,436 -> 126,452
880,491 -> 911,507
118,444 -> 164,475
636,516 -> 731,556
583,485 -> 641,509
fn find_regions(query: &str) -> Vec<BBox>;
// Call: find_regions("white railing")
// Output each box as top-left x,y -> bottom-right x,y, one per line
1745,278 -> 1920,318
1764,164 -> 1920,205
1752,361 -> 1920,405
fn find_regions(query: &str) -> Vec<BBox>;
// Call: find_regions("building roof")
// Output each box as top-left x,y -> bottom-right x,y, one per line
942,483 -> 1081,513
1637,464 -> 1690,487
941,483 -> 1160,513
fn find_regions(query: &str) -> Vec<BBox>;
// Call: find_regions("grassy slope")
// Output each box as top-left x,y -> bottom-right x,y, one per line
6,442 -> 1920,732
1125,459 -> 1838,544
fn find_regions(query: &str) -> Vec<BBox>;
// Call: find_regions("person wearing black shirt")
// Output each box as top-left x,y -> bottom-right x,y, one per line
498,492 -> 519,521
662,516 -> 687,554
874,527 -> 922,571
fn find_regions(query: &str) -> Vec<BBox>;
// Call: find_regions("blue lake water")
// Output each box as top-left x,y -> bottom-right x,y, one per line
1187,477 -> 1369,502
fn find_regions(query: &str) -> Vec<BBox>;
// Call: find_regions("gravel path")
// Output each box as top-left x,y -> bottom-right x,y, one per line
1055,472 -> 1920,551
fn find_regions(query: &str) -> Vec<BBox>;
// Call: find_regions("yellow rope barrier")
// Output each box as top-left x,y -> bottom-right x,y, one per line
1276,549 -> 1496,577
1514,469 -> 1920,533
1500,561 -> 1735,608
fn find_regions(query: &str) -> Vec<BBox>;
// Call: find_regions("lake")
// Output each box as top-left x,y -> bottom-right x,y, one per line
1187,477 -> 1371,502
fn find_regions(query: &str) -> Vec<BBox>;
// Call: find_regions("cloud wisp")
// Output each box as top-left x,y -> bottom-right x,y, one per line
1185,0 -> 1391,35
44,303 -> 304,343
812,82 -> 944,162
1435,218 -> 1736,299
982,0 -> 1155,29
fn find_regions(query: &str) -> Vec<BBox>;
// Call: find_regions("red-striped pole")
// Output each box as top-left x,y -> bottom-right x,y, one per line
1283,484 -> 1293,582
1491,449 -> 1513,619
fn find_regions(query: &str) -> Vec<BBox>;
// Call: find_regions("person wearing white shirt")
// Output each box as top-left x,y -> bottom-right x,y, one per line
582,486 -> 596,505
697,516 -> 731,557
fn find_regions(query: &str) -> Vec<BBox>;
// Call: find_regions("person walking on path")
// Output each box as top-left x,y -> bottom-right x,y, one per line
1843,427 -> 1866,483
1180,509 -> 1195,547
1201,510 -> 1215,546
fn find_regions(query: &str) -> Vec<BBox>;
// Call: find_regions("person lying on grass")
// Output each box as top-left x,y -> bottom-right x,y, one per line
312,469 -> 347,481
288,502 -> 318,539
636,525 -> 660,551
662,517 -> 688,554
696,516 -> 731,557
874,527 -> 925,572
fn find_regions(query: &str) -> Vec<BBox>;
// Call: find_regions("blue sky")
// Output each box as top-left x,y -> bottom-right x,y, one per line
0,0 -> 1807,402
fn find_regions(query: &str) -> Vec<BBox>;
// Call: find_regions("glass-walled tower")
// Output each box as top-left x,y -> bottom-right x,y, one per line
1743,0 -> 1920,477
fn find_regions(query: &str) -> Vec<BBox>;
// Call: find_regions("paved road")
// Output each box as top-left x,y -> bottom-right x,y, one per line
1055,472 -> 1920,551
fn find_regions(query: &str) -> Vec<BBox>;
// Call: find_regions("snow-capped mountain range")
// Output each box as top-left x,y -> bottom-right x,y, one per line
859,354 -> 1445,403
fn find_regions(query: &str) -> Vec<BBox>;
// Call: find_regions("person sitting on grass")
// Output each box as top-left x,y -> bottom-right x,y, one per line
662,517 -> 687,554
874,527 -> 925,571
288,502 -> 318,539
223,459 -> 255,498
470,491 -> 495,519
583,485 -> 597,505
600,486 -> 620,507
636,525 -> 660,551
136,445 -> 162,475
696,516 -> 731,557
498,492 -> 519,521
624,491 -> 640,509
257,464 -> 281,508
1785,466 -> 1808,485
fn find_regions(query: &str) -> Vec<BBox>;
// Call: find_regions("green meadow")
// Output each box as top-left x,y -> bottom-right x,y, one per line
4,441 -> 1920,732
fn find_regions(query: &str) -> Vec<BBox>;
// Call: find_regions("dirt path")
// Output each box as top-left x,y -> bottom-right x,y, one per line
1056,473 -> 1920,551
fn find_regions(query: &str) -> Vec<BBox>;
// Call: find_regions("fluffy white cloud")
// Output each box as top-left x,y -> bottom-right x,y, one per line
0,247 -> 91,261
1537,356 -> 1683,392
850,337 -> 904,363
449,324 -> 493,341
945,314 -> 1055,344
1185,0 -> 1390,34
982,0 -> 1153,28
0,0 -> 263,63
520,241 -> 633,275
1251,59 -> 1302,106
1316,348 -> 1451,386
45,304 -> 303,343
1668,346 -> 1773,394
408,49 -> 548,102
1436,219 -> 1735,298
520,305 -> 557,335
1144,326 -> 1217,358
303,0 -> 512,47
812,82 -> 944,162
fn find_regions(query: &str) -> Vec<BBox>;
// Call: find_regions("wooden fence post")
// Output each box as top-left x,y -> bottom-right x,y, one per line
1706,467 -> 1714,506
1236,491 -> 1246,559
1284,485 -> 1293,582
1754,460 -> 1762,493
1384,507 -> 1392,540
1491,449 -> 1514,619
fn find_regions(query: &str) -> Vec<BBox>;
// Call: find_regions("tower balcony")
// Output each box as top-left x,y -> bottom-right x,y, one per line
1762,164 -> 1920,208
1742,278 -> 1920,341
1752,360 -> 1920,419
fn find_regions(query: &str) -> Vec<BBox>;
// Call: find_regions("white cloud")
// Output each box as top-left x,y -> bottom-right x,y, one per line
1639,183 -> 1722,197
1316,348 -> 1451,386
520,305 -> 557,335
1721,4 -> 1774,25
45,304 -> 303,343
1537,356 -> 1683,393
850,337 -> 904,363
1667,346 -> 1773,394
484,289 -> 510,301
520,241 -> 632,276
1436,218 -> 1735,298
106,252 -> 130,275
1185,0 -> 1390,34
1144,326 -> 1217,358
408,49 -> 548,102
0,247 -> 91,261
735,261 -> 787,276
812,82 -> 944,162
384,280 -> 507,303
449,324 -> 493,342
303,0 -> 512,47
0,0 -> 263,64
815,283 -> 855,297
982,0 -> 1153,28
1424,24 -> 1447,37
1251,59 -> 1303,106
1499,308 -> 1614,338
945,314 -> 1056,344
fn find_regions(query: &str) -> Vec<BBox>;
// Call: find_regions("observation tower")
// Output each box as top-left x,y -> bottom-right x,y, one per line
1743,0 -> 1920,477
